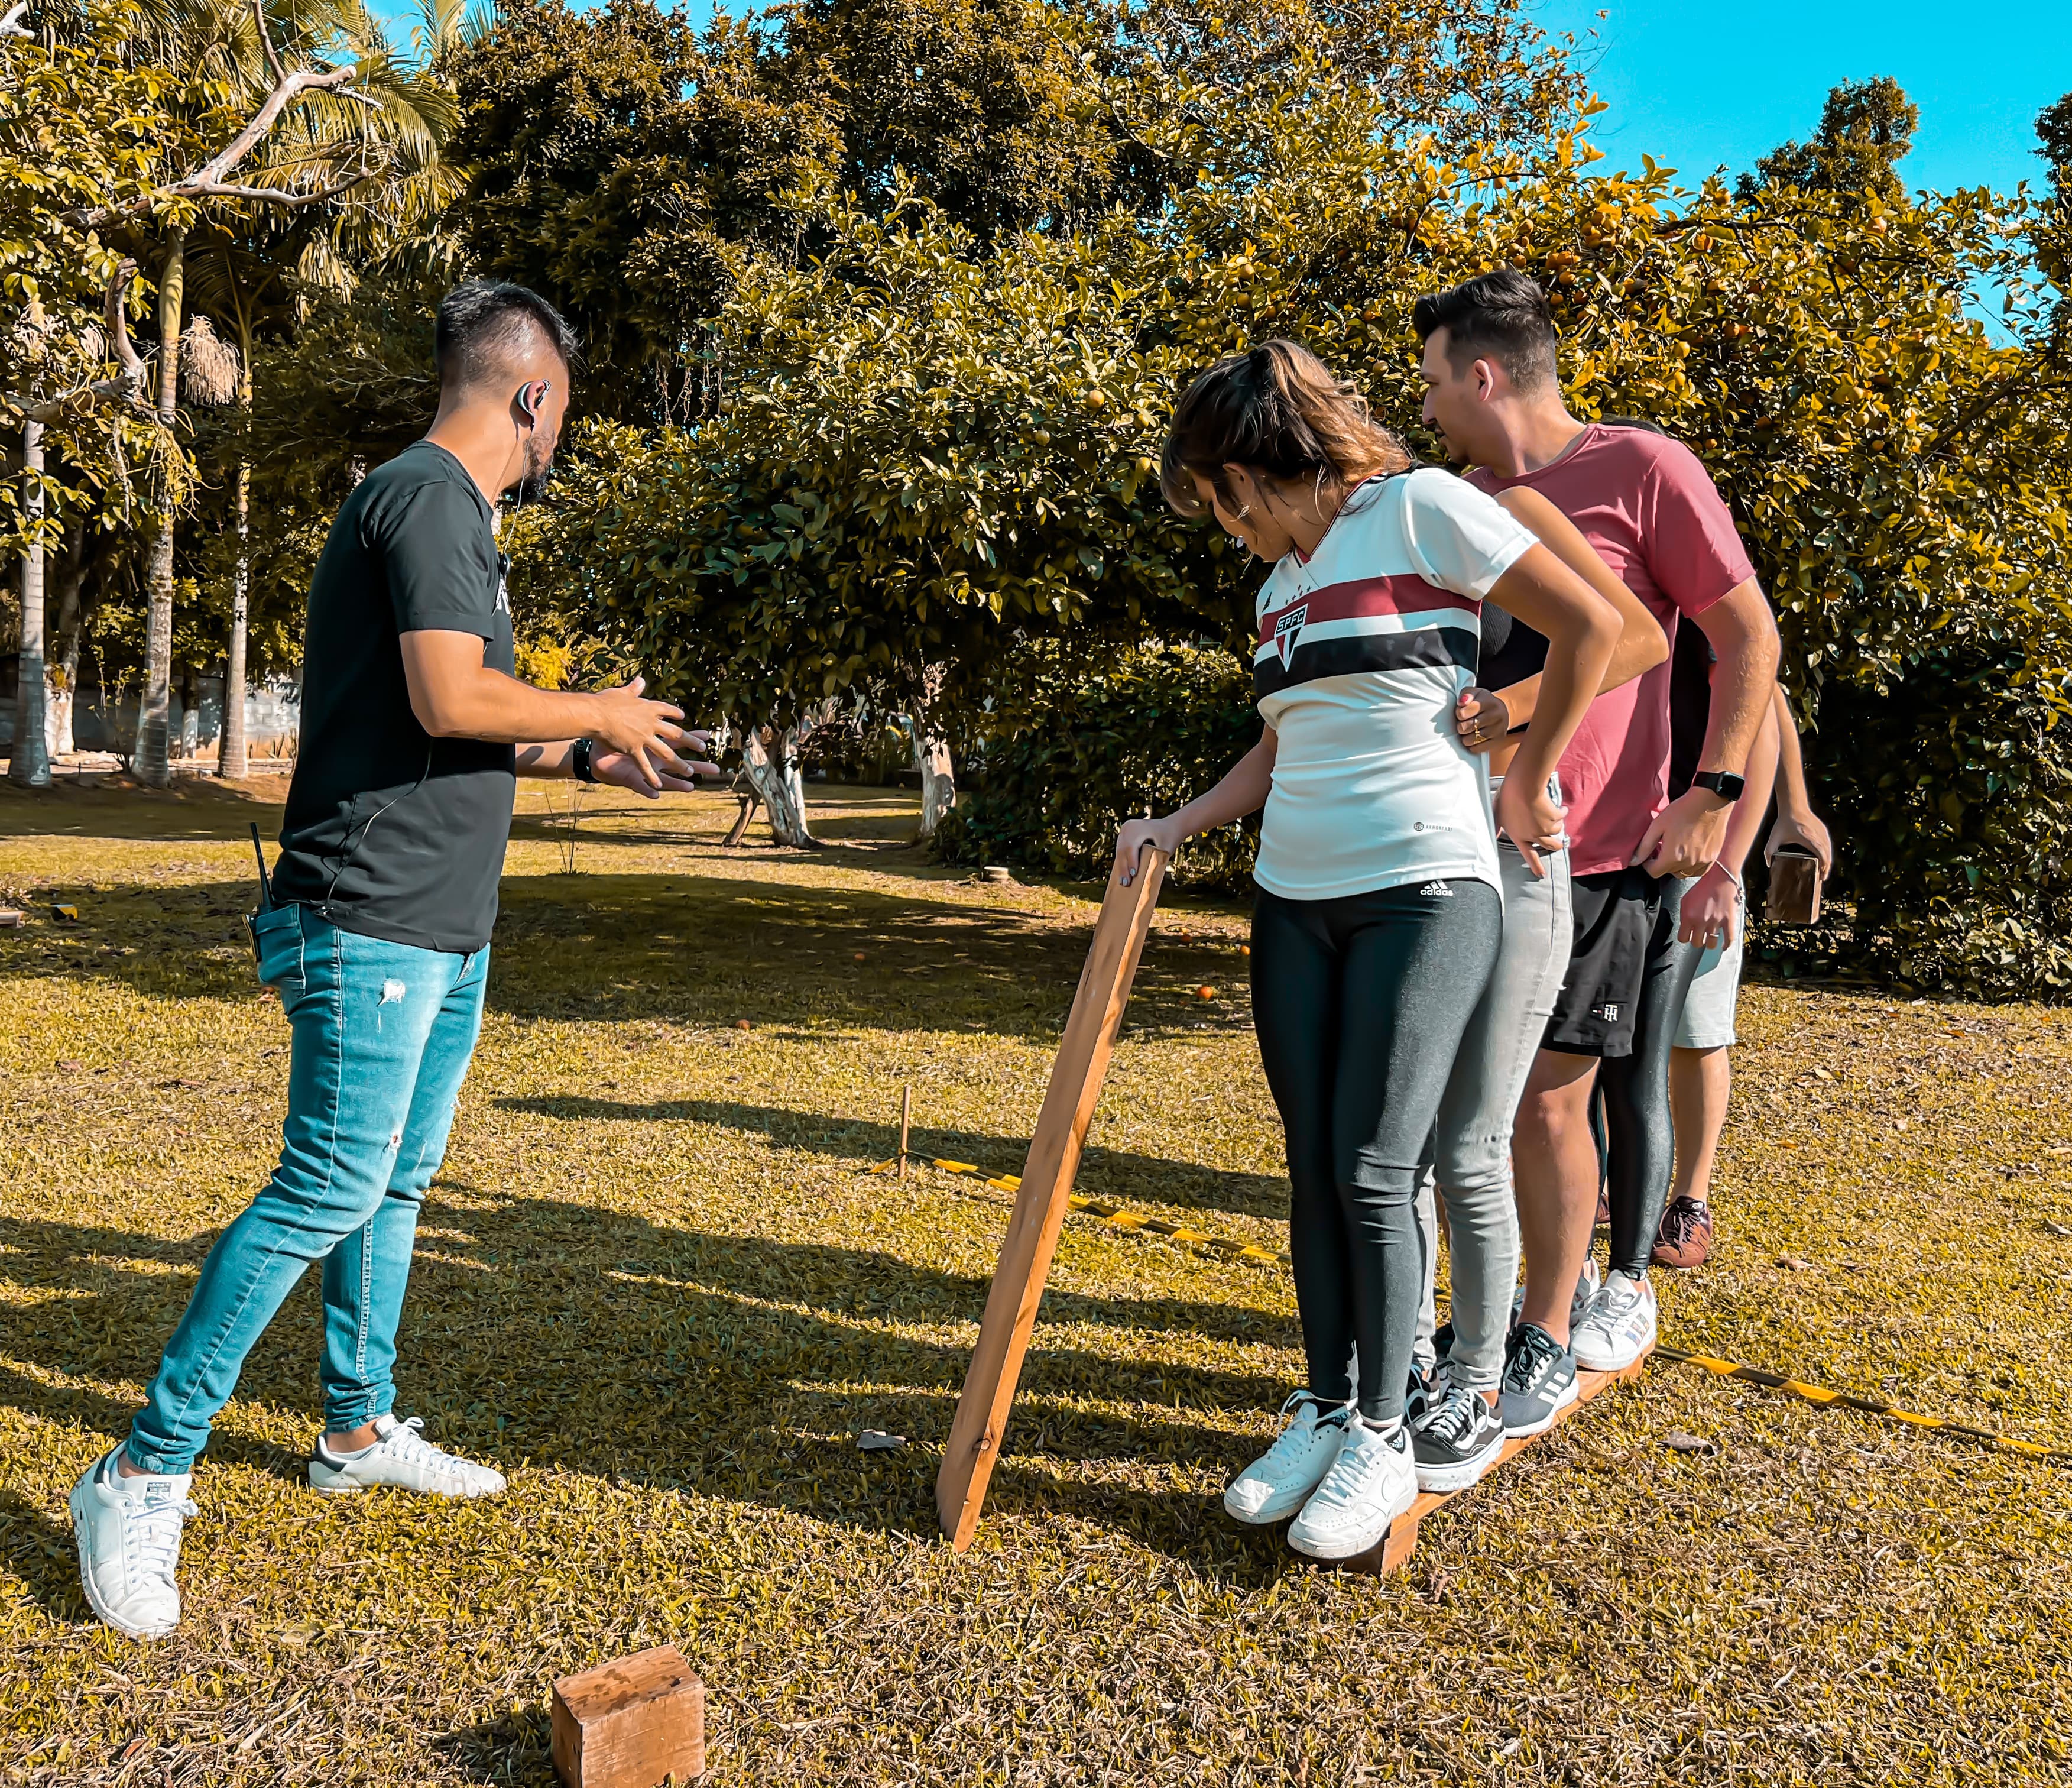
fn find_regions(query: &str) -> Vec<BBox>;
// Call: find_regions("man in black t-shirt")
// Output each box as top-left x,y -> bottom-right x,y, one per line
70,283 -> 716,1640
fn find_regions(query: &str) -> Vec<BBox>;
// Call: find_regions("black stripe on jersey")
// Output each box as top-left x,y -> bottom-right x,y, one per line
1253,625 -> 1478,701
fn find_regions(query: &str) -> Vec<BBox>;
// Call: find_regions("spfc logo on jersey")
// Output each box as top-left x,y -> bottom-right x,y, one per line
1267,602 -> 1309,669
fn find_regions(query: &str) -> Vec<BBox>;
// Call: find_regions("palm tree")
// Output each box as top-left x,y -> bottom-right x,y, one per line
123,0 -> 459,786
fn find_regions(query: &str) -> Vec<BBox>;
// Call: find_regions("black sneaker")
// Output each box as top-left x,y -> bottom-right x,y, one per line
1498,1323 -> 1579,1438
1411,1383 -> 1506,1493
1405,1358 -> 1444,1428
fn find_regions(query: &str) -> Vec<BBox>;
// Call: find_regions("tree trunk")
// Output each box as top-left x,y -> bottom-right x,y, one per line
741,723 -> 816,847
47,522 -> 85,760
48,564 -> 80,760
137,226 -> 186,789
913,726 -> 956,838
218,309 -> 252,779
9,417 -> 50,788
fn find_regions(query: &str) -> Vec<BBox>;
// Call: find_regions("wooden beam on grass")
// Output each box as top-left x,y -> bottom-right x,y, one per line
936,847 -> 1169,1552
1340,1346 -> 1655,1577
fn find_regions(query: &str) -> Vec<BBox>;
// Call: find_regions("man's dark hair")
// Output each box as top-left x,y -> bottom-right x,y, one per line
1410,268 -> 1558,391
434,281 -> 579,390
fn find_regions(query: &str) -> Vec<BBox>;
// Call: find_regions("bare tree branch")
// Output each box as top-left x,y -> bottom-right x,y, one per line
184,170 -> 376,208
66,64 -> 364,229
250,0 -> 287,87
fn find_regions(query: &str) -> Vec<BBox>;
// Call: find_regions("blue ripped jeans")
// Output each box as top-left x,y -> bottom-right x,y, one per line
125,905 -> 488,1475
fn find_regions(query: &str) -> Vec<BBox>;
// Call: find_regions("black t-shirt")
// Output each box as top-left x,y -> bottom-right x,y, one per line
275,441 -> 517,954
1666,616 -> 1714,800
1477,601 -> 1549,701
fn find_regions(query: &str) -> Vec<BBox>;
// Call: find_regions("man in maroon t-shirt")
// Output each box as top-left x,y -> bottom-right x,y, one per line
1411,269 -> 1781,1429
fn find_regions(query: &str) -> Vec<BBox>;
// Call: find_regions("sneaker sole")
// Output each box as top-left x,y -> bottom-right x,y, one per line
1286,1479 -> 1419,1562
66,1483 -> 178,1641
306,1470 -> 505,1498
1414,1432 -> 1506,1494
1501,1375 -> 1580,1439
1572,1333 -> 1652,1372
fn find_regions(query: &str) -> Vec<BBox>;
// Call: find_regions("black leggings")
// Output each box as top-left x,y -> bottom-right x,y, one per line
1250,880 -> 1501,1421
1591,876 -> 1703,1278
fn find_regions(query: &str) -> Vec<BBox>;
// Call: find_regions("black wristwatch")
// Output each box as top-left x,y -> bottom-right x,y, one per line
1691,769 -> 1746,804
571,737 -> 600,785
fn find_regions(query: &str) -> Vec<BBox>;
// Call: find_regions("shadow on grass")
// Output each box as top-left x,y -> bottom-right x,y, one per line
0,1194 -> 1293,1564
0,1482 -> 87,1625
433,1705 -> 557,1788
0,773 -> 288,841
495,1093 -> 1287,1222
0,866 -> 1258,1047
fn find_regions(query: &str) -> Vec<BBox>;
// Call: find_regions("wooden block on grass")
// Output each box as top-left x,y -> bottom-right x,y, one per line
1337,1346 -> 1653,1577
550,1646 -> 705,1788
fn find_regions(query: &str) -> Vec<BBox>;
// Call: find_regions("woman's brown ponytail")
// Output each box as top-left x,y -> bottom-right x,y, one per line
1160,339 -> 1410,519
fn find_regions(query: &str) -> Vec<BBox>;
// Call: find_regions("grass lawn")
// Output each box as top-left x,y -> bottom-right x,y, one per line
2,777 -> 2070,1786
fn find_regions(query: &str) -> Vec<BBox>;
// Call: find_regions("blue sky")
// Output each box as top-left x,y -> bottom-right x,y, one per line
1533,0 -> 2070,196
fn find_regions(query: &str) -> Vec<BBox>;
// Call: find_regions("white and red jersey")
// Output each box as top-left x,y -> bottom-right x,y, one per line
1251,467 -> 1537,901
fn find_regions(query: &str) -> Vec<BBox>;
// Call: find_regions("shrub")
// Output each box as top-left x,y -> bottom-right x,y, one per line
935,646 -> 1262,888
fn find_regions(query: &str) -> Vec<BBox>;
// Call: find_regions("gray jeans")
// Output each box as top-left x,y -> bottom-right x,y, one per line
1415,830 -> 1573,1391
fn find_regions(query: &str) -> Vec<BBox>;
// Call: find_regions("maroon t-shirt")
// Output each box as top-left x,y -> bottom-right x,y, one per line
1468,425 -> 1755,875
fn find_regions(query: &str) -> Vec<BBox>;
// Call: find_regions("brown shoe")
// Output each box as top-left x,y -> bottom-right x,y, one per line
1651,1196 -> 1713,1269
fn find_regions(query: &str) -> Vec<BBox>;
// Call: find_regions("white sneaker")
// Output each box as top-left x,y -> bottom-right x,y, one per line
1286,1418 -> 1418,1561
69,1449 -> 196,1639
308,1416 -> 507,1498
1223,1393 -> 1350,1525
1571,1270 -> 1658,1372
1509,1254 -> 1600,1332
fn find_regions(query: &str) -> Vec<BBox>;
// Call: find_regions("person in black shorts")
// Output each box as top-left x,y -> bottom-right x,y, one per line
1415,271 -> 1781,1433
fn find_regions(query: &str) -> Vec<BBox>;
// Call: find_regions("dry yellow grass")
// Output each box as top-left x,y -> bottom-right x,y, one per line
2,777 -> 2069,1786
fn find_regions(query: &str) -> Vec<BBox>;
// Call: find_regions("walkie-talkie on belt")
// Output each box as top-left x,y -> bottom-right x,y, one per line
245,822 -> 274,963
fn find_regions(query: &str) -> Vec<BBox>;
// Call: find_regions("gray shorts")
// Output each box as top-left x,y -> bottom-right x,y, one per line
1673,885 -> 1745,1050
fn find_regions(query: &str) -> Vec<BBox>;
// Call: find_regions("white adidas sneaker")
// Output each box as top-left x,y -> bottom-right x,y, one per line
1223,1394 -> 1351,1525
69,1449 -> 197,1639
1571,1270 -> 1658,1372
1286,1418 -> 1418,1561
307,1416 -> 507,1498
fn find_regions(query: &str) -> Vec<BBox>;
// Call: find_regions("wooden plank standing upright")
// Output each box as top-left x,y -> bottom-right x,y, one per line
936,847 -> 1170,1551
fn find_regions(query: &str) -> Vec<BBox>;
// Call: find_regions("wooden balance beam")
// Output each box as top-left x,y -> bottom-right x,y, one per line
1338,1348 -> 1652,1576
936,847 -> 1169,1550
933,844 -> 1651,1563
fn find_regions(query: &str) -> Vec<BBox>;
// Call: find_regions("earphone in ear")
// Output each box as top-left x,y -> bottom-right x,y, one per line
518,379 -> 551,422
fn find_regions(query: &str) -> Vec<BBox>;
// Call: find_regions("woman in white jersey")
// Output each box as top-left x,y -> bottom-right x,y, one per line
1114,343 -> 1619,1560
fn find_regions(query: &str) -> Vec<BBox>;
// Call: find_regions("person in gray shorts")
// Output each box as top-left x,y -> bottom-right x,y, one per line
1656,681 -> 1830,1267
1406,485 -> 1669,1493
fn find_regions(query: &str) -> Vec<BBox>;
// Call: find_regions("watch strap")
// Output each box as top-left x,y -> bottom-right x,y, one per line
572,737 -> 599,784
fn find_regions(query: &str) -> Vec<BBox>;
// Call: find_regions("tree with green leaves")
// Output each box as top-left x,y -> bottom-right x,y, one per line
2,2 -> 168,786
1737,75 -> 1918,205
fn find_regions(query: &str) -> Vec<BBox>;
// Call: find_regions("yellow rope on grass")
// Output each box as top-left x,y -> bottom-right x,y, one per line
868,1151 -> 2071,1464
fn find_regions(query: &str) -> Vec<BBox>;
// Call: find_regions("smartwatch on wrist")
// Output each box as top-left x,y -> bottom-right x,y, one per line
571,737 -> 601,784
1691,769 -> 1746,804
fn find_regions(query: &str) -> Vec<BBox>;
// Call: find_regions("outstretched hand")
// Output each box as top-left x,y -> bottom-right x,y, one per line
587,676 -> 695,791
592,743 -> 722,799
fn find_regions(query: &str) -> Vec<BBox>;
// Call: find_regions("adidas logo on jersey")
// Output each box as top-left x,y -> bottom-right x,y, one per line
1419,880 -> 1454,898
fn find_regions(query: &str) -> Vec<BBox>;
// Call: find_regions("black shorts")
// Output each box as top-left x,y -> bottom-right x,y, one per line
1545,867 -> 1682,1058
